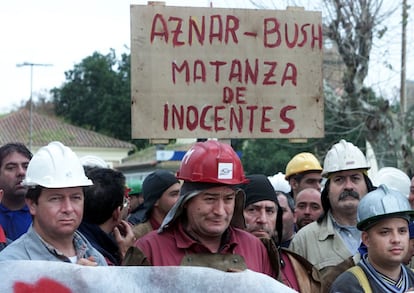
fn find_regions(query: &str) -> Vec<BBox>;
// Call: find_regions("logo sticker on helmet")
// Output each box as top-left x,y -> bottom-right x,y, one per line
218,163 -> 233,179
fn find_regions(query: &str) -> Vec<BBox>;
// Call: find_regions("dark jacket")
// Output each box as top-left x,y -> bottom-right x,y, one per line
261,237 -> 322,292
329,262 -> 414,292
321,254 -> 359,293
78,221 -> 121,266
132,220 -> 153,240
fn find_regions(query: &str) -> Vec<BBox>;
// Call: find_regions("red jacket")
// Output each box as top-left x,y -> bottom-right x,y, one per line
0,225 -> 7,251
0,225 -> 6,244
135,222 -> 275,278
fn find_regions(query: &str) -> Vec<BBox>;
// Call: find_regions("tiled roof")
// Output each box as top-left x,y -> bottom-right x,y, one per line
0,109 -> 134,149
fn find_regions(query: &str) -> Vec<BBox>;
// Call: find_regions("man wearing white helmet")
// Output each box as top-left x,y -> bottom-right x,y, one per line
289,140 -> 375,278
0,141 -> 107,266
330,185 -> 414,292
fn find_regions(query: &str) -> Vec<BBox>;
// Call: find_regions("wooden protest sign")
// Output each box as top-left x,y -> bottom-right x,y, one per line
131,5 -> 323,139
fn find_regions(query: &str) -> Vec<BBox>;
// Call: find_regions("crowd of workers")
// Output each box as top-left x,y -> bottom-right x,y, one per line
0,139 -> 414,292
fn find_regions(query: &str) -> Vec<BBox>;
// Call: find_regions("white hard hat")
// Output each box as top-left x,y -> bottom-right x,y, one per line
357,184 -> 414,231
268,172 -> 291,193
321,139 -> 370,177
23,141 -> 93,188
80,155 -> 108,168
372,167 -> 411,198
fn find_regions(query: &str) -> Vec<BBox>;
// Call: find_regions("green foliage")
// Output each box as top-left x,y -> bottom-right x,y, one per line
241,139 -> 312,175
51,50 -> 148,150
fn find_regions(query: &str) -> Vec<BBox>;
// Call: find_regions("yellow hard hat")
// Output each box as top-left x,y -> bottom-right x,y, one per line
285,152 -> 322,179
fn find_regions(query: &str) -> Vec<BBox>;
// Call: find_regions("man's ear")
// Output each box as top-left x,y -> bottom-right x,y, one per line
0,189 -> 3,202
289,178 -> 299,191
112,207 -> 122,221
361,231 -> 369,248
25,198 -> 37,215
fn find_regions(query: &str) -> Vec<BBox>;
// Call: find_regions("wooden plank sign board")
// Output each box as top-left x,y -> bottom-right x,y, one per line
131,5 -> 323,139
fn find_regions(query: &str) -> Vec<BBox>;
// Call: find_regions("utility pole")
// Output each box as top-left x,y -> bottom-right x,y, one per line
400,0 -> 408,114
16,62 -> 53,151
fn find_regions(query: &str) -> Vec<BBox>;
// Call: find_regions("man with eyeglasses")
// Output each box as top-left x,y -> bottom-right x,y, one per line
78,167 -> 135,265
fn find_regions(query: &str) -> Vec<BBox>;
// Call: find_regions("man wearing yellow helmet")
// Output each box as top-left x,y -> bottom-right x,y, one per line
285,152 -> 323,201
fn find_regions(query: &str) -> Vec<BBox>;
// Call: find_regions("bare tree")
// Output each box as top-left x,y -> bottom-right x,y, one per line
248,0 -> 413,174
323,1 -> 397,107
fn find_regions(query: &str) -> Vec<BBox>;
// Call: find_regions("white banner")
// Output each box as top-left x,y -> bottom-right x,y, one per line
0,261 -> 297,292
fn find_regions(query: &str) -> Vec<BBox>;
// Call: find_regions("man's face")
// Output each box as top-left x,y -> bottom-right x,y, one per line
154,182 -> 180,217
409,177 -> 414,209
0,152 -> 30,204
363,217 -> 409,268
277,194 -> 296,242
295,188 -> 323,229
185,186 -> 235,240
128,194 -> 143,212
29,187 -> 84,241
328,170 -> 368,215
243,200 -> 277,239
293,172 -> 322,197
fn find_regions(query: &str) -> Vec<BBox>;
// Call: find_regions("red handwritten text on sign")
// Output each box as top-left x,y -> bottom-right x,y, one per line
150,14 -> 322,49
163,104 -> 297,134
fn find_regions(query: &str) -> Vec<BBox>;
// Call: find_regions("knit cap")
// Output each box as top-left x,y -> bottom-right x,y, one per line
242,174 -> 278,207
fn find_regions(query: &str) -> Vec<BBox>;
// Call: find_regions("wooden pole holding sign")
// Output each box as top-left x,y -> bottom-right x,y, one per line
131,5 -> 324,140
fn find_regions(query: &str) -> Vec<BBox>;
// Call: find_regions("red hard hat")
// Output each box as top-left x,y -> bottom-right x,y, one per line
176,140 -> 248,185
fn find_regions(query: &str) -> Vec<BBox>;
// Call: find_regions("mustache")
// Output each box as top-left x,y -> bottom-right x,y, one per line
246,223 -> 271,233
338,190 -> 360,200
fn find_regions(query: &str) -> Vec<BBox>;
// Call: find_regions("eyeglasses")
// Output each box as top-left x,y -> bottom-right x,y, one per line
122,186 -> 131,209
122,196 -> 130,209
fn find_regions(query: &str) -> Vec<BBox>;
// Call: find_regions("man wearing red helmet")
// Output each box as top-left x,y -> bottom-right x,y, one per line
134,140 -> 276,278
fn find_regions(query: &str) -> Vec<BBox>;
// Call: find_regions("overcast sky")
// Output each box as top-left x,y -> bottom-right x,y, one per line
0,0 -> 412,114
